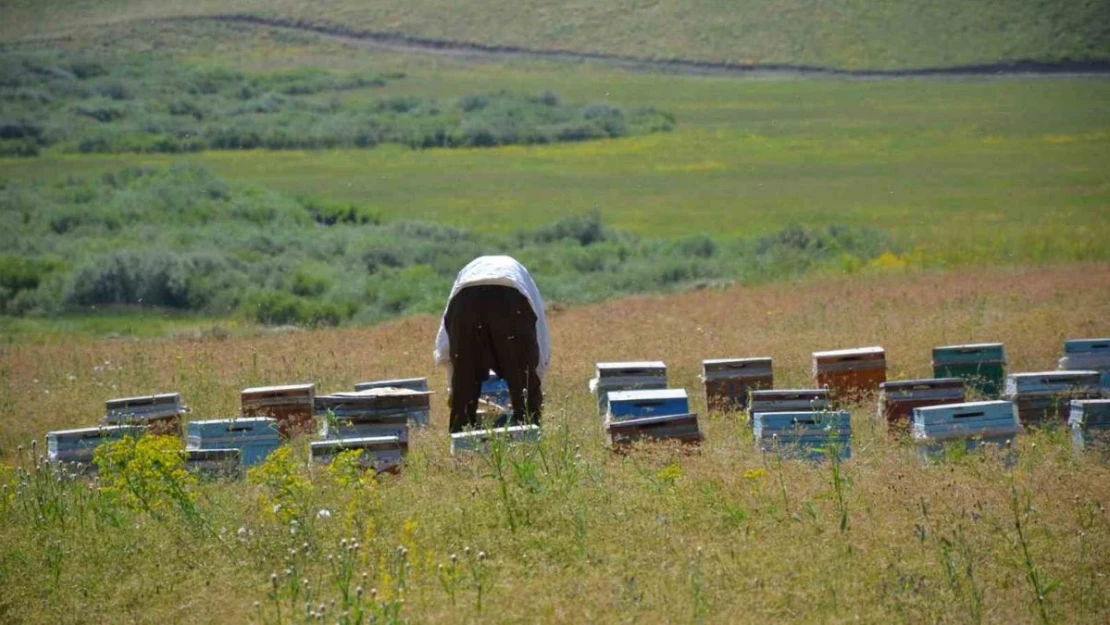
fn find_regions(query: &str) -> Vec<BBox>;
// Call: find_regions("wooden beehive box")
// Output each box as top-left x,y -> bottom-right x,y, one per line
185,417 -> 280,467
353,378 -> 430,425
878,378 -> 966,427
103,393 -> 187,436
310,435 -> 407,473
316,389 -> 426,440
241,383 -> 315,437
606,413 -> 702,447
1059,338 -> 1110,388
590,361 -> 667,416
932,343 -> 1007,398
812,346 -> 886,403
912,400 -> 1020,459
748,389 -> 829,424
450,424 -> 540,455
1069,399 -> 1110,454
701,357 -> 773,411
47,425 -> 142,468
183,448 -> 241,478
753,411 -> 851,461
1003,371 -> 1102,427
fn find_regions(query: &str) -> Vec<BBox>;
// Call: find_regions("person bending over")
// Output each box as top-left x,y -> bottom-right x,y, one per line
434,255 -> 550,433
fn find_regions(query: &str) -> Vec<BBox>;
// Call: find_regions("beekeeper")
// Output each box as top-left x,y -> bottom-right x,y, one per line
434,255 -> 550,432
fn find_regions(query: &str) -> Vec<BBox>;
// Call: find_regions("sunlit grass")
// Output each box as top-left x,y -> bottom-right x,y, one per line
1,264 -> 1108,623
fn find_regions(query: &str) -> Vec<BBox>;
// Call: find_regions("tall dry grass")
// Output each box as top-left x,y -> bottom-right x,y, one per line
1,263 -> 1108,623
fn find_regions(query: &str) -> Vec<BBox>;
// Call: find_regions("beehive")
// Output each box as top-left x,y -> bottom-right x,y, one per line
701,358 -> 773,410
590,361 -> 668,415
1003,371 -> 1101,427
47,425 -> 142,468
748,389 -> 829,423
1059,339 -> 1110,388
606,389 -> 690,420
185,417 -> 280,467
183,448 -> 241,478
753,411 -> 851,461
878,378 -> 966,427
309,435 -> 407,473
912,400 -> 1020,459
353,378 -> 430,425
480,371 -> 512,410
932,343 -> 1007,398
450,424 -> 541,455
241,383 -> 315,437
316,389 -> 425,441
103,393 -> 186,436
1068,399 -> 1110,455
812,346 -> 886,403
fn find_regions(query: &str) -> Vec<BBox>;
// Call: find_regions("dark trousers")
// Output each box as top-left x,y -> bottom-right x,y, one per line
446,285 -> 543,433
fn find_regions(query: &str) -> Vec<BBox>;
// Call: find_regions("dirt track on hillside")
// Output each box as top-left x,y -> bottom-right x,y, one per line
186,14 -> 1110,80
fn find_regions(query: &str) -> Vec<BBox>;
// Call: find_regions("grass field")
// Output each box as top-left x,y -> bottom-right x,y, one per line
2,264 -> 1109,624
3,0 -> 1109,70
3,11 -> 1110,623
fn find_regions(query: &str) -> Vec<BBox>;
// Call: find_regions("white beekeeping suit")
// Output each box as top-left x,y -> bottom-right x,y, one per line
433,255 -> 551,382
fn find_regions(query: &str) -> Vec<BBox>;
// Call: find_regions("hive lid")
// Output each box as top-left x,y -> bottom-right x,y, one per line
607,388 -> 688,402
812,346 -> 885,359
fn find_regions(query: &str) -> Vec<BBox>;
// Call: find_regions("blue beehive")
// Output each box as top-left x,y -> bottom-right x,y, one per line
1069,399 -> 1110,454
606,389 -> 689,421
1060,339 -> 1110,387
481,371 -> 512,409
47,425 -> 142,468
450,424 -> 541,455
753,411 -> 851,461
912,400 -> 1020,459
591,361 -> 668,415
186,417 -> 280,467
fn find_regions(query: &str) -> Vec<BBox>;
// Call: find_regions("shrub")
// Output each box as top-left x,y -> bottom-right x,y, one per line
63,251 -> 194,309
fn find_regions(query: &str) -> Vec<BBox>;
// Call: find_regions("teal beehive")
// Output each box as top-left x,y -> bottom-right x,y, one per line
932,343 -> 1006,398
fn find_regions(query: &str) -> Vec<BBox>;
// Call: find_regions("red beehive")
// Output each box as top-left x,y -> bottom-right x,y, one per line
812,346 -> 886,404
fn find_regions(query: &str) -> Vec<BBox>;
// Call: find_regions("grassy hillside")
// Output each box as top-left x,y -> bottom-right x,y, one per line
3,0 -> 1109,70
1,264 -> 1109,623
4,21 -> 1108,272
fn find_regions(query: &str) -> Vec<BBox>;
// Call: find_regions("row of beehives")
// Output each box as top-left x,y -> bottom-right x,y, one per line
587,339 -> 1110,459
42,339 -> 1110,473
44,374 -> 526,477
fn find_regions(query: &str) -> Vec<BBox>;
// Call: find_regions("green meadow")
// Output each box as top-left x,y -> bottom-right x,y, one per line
2,21 -> 1109,330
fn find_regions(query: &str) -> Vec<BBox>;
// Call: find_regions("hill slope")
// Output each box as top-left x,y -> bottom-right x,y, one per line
3,0 -> 1109,70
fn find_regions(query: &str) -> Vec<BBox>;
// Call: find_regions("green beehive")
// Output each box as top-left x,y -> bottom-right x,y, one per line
932,343 -> 1006,398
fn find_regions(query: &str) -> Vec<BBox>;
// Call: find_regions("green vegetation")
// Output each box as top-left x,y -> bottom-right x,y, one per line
0,165 -> 891,325
0,49 -> 672,156
2,0 -> 1109,70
